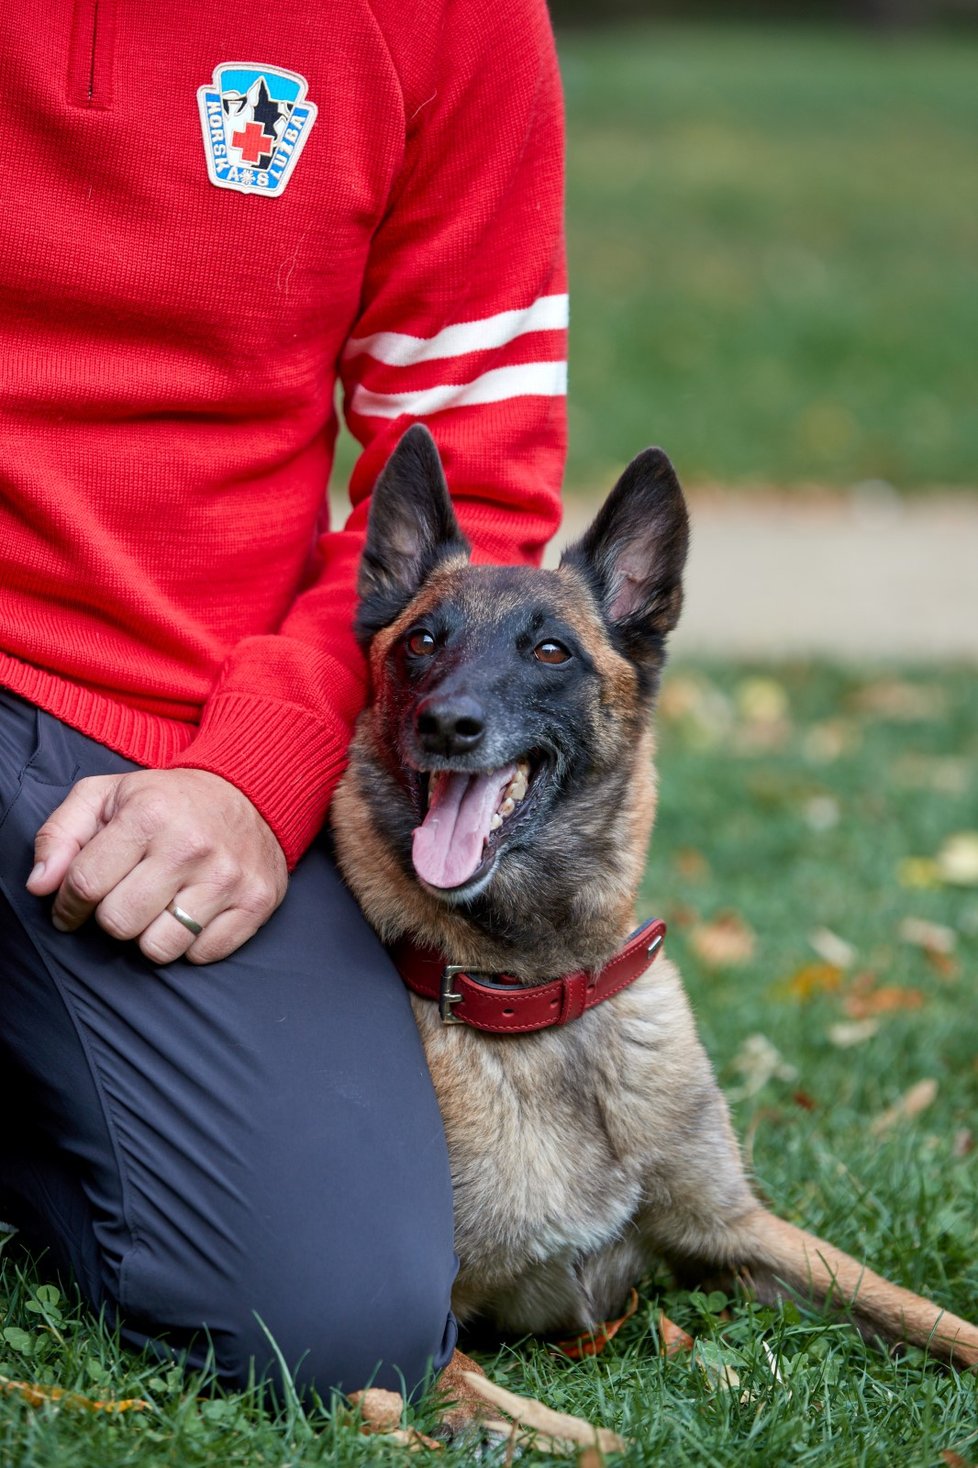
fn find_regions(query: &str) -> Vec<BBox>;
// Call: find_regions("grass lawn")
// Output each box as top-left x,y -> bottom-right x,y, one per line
2,662 -> 976,1465
560,26 -> 978,491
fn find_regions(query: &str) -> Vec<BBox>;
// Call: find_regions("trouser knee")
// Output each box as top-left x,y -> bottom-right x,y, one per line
172,1272 -> 457,1401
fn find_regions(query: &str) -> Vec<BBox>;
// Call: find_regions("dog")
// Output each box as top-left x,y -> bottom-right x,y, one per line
331,424 -> 978,1416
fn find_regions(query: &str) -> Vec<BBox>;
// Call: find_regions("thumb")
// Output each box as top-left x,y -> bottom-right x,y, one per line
28,775 -> 121,894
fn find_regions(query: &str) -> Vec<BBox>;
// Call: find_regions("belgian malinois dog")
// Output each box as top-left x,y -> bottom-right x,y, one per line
332,425 -> 978,1414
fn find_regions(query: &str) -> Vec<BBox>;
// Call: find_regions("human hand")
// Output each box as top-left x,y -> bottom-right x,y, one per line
26,769 -> 288,965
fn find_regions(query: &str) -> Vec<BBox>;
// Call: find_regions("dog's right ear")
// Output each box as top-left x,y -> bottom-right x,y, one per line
356,425 -> 471,645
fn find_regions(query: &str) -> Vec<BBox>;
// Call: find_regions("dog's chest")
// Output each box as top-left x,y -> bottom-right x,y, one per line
413,995 -> 667,1320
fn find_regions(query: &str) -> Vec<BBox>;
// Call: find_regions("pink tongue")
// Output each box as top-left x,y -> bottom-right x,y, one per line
412,765 -> 516,889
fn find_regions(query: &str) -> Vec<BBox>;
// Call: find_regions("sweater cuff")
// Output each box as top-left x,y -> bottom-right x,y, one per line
165,692 -> 351,870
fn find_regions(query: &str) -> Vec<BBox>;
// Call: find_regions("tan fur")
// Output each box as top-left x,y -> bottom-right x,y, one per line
332,560 -> 978,1379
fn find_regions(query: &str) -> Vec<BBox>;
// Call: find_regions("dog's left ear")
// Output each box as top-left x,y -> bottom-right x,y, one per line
561,447 -> 689,670
357,425 -> 471,643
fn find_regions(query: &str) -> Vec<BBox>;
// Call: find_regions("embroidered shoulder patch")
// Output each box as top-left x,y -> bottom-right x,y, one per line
197,63 -> 317,198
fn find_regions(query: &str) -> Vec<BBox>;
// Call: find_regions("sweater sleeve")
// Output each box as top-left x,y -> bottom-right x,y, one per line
167,0 -> 566,869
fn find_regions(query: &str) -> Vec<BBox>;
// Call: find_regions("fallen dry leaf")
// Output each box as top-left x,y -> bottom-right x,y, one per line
668,901 -> 699,931
925,950 -> 960,982
870,1078 -> 938,1136
349,1387 -> 403,1431
775,962 -> 844,1003
727,1034 -> 798,1101
480,1419 -> 606,1458
658,674 -> 734,748
553,1289 -> 638,1359
939,1450 -> 972,1468
902,834 -> 978,891
676,848 -> 710,883
697,1359 -> 741,1391
733,720 -> 792,755
842,981 -> 924,1019
461,1371 -> 627,1455
897,857 -> 941,890
936,832 -> 978,887
803,795 -> 841,832
381,1427 -> 444,1452
693,1342 -> 752,1402
760,1339 -> 791,1398
658,1312 -> 694,1358
808,927 -> 855,968
850,679 -> 946,722
892,754 -> 971,796
952,1128 -> 973,1159
736,676 -> 790,726
896,916 -> 958,981
802,719 -> 858,763
828,1018 -> 880,1048
348,1387 -> 442,1451
0,1375 -> 148,1413
898,916 -> 957,956
690,911 -> 756,969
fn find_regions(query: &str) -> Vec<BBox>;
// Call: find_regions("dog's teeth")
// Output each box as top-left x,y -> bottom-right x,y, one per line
508,773 -> 528,802
498,798 -> 516,818
517,759 -> 531,778
489,813 -> 503,831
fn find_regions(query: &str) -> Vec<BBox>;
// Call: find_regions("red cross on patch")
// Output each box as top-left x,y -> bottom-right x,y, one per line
233,121 -> 274,165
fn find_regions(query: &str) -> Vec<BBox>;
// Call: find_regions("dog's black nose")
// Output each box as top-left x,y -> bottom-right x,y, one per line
416,695 -> 485,756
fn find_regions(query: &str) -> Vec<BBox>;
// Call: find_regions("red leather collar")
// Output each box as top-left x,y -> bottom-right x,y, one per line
392,918 -> 666,1035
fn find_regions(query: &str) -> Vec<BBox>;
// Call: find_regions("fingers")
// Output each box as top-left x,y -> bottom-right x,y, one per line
93,862 -> 211,958
50,812 -> 164,932
28,767 -> 288,966
180,868 -> 283,965
46,776 -> 182,931
101,864 -> 274,966
150,900 -> 270,967
132,883 -> 223,965
27,776 -> 121,896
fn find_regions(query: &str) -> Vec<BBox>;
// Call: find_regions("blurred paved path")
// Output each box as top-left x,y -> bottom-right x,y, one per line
549,491 -> 978,661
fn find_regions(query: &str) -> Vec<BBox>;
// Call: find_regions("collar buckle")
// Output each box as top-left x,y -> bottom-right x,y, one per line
439,964 -> 469,1024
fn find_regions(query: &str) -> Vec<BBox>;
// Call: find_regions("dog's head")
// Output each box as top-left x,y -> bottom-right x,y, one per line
334,425 -> 688,970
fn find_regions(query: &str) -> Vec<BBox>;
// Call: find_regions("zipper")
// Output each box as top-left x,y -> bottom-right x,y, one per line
67,0 -> 116,110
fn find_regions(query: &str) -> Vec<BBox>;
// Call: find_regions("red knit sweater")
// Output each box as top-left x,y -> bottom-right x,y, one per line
0,0 -> 566,867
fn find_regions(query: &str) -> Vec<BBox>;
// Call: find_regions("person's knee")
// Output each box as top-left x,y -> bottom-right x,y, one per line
127,1210 -> 456,1401
207,1263 -> 456,1400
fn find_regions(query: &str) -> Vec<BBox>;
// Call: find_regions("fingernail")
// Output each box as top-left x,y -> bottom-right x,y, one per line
51,913 -> 69,932
27,861 -> 46,887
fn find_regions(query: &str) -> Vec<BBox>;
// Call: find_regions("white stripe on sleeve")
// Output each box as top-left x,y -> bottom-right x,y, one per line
350,361 -> 567,420
343,294 -> 568,367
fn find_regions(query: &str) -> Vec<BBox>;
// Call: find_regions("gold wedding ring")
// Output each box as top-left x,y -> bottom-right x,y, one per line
166,900 -> 203,936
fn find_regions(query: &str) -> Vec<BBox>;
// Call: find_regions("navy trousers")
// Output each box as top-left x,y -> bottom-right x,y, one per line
0,690 -> 457,1397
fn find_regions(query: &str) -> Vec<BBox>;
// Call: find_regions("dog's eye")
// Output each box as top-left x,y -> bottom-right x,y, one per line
406,628 -> 437,658
534,640 -> 571,665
